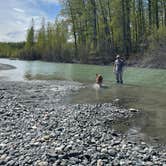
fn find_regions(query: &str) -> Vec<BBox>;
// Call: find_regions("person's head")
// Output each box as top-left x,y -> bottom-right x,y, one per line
116,55 -> 120,59
96,73 -> 98,77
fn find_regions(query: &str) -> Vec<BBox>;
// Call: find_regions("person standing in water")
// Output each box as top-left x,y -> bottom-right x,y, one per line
113,55 -> 125,84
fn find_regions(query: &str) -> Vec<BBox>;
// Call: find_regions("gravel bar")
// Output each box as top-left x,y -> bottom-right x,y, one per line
0,81 -> 166,166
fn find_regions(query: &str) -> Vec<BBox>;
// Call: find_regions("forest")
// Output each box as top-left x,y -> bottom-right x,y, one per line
0,0 -> 166,65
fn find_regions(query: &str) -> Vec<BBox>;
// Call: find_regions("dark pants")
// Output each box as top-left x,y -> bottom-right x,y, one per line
116,71 -> 123,84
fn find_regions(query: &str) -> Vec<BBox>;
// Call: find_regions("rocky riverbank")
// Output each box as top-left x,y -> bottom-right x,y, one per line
0,80 -> 166,166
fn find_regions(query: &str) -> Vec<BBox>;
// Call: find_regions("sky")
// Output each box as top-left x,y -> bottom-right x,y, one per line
0,0 -> 61,42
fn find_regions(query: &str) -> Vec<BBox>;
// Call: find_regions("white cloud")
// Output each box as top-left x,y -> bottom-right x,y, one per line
13,8 -> 25,13
0,0 -> 61,42
42,0 -> 59,4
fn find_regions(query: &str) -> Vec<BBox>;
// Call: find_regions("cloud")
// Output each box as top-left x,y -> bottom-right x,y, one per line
7,31 -> 23,37
6,31 -> 26,40
42,0 -> 60,4
0,0 -> 61,42
13,8 -> 25,13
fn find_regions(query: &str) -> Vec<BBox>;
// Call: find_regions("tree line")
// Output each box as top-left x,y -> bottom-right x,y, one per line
62,0 -> 166,63
0,0 -> 166,64
0,42 -> 25,58
20,18 -> 73,62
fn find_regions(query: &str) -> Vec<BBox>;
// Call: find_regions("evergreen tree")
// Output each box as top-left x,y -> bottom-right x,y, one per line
25,19 -> 35,49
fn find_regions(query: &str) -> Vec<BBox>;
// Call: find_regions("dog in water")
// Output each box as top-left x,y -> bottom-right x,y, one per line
95,74 -> 103,87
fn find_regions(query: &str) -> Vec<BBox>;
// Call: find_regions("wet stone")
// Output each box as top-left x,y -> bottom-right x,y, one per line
97,159 -> 104,166
35,161 -> 48,166
6,160 -> 16,166
108,149 -> 117,157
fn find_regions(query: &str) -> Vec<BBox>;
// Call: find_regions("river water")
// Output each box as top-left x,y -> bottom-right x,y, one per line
0,58 -> 166,144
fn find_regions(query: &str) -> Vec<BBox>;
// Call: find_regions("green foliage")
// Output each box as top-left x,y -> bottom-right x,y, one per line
0,0 -> 165,64
63,0 -> 166,62
25,19 -> 35,49
148,26 -> 166,49
0,42 -> 25,58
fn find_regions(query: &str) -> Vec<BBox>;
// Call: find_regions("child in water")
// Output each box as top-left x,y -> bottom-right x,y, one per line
96,74 -> 103,87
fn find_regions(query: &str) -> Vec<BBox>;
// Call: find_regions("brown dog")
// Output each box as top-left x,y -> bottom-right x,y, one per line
96,74 -> 103,87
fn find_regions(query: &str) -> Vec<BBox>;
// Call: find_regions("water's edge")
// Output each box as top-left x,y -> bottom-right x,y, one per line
0,63 -> 16,70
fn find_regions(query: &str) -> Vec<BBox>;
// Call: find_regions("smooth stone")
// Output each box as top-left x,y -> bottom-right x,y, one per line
43,135 -> 50,140
82,159 -> 89,165
0,143 -> 7,148
97,147 -> 101,151
97,159 -> 103,166
69,157 -> 80,163
35,161 -> 48,166
64,144 -> 72,151
67,151 -> 82,157
30,142 -> 40,146
31,125 -> 37,129
0,154 -> 8,160
145,161 -> 154,166
46,153 -> 58,159
0,151 -> 5,155
6,160 -> 16,166
114,99 -> 120,102
52,160 -> 61,166
101,148 -> 108,153
55,145 -> 65,153
108,149 -> 116,157
129,108 -> 138,112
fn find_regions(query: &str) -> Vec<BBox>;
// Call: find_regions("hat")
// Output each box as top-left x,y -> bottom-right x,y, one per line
116,55 -> 120,58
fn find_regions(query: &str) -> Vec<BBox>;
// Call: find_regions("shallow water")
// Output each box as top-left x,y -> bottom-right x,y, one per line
0,58 -> 166,144
67,84 -> 166,144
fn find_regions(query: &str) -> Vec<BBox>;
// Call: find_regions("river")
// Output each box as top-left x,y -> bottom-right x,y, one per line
0,58 -> 166,144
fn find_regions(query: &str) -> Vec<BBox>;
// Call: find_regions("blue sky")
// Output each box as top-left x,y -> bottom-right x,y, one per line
0,0 -> 61,42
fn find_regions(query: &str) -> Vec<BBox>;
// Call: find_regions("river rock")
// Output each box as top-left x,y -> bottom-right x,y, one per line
101,148 -> 108,153
97,159 -> 103,166
0,154 -> 8,160
35,161 -> 48,166
129,108 -> 138,112
55,145 -> 65,153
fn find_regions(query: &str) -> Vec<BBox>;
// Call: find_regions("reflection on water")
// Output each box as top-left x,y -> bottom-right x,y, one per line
0,58 -> 166,144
